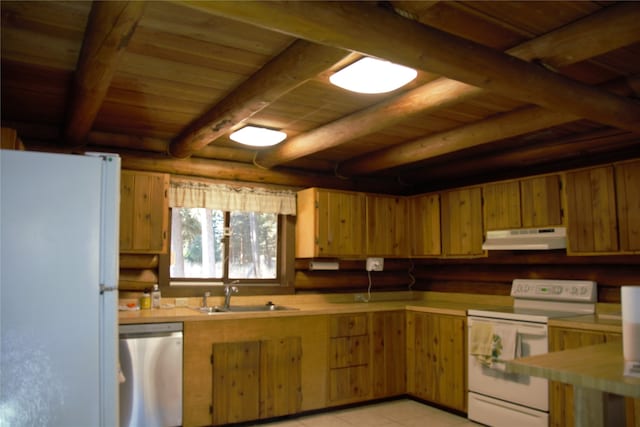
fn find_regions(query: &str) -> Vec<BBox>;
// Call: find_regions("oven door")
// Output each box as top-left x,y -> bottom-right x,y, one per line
467,316 -> 549,411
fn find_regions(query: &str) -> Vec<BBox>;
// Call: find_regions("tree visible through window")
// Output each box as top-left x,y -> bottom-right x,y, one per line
170,208 -> 278,281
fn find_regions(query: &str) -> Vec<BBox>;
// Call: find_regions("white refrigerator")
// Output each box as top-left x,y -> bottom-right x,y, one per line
0,149 -> 120,427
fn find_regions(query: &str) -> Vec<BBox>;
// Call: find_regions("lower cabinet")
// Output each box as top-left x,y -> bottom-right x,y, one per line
183,316 -> 328,427
327,311 -> 407,405
328,313 -> 371,404
548,327 -> 639,427
212,338 -> 302,425
372,311 -> 406,398
406,311 -> 467,412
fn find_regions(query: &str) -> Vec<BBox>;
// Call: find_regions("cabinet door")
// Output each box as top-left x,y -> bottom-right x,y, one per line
441,187 -> 483,256
520,175 -> 562,227
260,337 -> 302,418
483,181 -> 521,230
372,311 -> 406,398
212,341 -> 261,425
119,171 -> 169,253
548,328 -> 622,427
408,312 -> 467,411
366,194 -> 407,257
318,190 -> 365,257
615,160 -> 640,252
407,193 -> 441,256
565,166 -> 618,253
297,188 -> 365,257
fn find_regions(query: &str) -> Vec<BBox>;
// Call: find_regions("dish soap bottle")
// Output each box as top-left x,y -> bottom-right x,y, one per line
151,284 -> 161,309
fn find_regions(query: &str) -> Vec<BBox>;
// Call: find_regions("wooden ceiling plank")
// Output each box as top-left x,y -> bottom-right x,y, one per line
168,40 -> 348,158
182,1 -> 640,135
253,2 -> 640,169
64,1 -> 146,146
337,75 -> 640,176
507,2 -> 640,69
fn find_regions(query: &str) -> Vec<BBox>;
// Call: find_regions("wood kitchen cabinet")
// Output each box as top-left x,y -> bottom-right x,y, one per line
119,170 -> 169,254
615,159 -> 640,252
366,194 -> 408,257
407,193 -> 441,257
548,326 -> 638,427
483,174 -> 562,230
327,313 -> 371,404
565,165 -> 618,254
406,311 -> 467,412
372,311 -> 406,398
565,160 -> 640,255
212,337 -> 302,425
296,188 -> 365,258
183,316 -> 327,427
440,187 -> 484,257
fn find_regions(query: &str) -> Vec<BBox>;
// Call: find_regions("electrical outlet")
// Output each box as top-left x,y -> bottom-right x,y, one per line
175,297 -> 189,307
366,257 -> 384,272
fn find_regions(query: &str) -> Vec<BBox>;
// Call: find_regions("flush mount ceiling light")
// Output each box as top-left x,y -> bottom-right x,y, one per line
229,125 -> 287,147
329,57 -> 418,94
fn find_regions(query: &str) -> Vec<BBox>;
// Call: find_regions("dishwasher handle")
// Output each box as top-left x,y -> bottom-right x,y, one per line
120,322 -> 182,337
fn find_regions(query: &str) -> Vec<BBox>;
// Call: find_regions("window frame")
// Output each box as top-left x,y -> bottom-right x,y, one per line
158,209 -> 295,297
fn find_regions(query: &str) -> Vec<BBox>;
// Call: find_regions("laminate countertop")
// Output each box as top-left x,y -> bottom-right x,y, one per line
118,291 -> 508,324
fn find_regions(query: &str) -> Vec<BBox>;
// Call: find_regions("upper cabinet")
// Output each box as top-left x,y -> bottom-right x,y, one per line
564,160 -> 640,254
483,175 -> 562,230
407,193 -> 441,257
565,166 -> 619,254
296,188 -> 365,258
365,194 -> 407,257
120,170 -> 169,254
440,187 -> 484,257
615,159 -> 640,252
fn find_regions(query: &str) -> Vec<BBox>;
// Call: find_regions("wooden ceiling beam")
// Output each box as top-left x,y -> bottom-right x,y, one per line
64,1 -> 146,146
253,2 -> 640,168
168,40 -> 347,158
184,1 -> 640,138
403,128 -> 638,188
337,75 -> 640,176
119,153 -> 402,193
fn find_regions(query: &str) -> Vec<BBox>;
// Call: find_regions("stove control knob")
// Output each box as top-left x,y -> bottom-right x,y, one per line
553,286 -> 563,295
571,286 -> 579,295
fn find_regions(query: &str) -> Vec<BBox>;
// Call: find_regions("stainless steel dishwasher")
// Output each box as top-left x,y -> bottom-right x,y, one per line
119,322 -> 183,427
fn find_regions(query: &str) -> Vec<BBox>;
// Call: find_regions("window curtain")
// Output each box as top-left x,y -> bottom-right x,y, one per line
169,179 -> 296,215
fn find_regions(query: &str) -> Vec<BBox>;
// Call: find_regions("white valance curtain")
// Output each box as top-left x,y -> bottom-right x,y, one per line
169,179 -> 296,216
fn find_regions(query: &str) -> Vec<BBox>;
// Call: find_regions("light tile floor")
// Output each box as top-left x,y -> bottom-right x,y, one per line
250,399 -> 481,427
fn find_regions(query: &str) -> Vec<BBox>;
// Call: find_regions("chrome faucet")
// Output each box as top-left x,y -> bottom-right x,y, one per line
202,291 -> 210,308
223,282 -> 239,309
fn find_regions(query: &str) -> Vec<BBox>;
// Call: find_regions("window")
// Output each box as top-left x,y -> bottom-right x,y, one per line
162,178 -> 296,294
170,208 -> 280,283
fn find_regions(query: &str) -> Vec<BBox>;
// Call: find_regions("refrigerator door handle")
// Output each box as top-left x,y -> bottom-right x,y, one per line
100,285 -> 118,294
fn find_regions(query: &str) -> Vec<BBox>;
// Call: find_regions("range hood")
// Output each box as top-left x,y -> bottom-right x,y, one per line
482,227 -> 567,250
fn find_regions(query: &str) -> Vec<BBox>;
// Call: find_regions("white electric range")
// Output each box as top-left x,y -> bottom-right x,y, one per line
467,279 -> 597,427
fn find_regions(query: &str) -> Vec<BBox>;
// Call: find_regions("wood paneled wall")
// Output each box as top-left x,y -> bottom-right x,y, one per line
294,254 -> 640,303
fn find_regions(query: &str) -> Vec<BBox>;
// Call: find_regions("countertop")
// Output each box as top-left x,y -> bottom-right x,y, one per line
119,291 -> 623,333
507,341 -> 640,398
118,291 -> 507,324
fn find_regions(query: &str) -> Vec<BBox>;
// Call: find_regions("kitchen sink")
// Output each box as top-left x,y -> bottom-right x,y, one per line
193,302 -> 298,314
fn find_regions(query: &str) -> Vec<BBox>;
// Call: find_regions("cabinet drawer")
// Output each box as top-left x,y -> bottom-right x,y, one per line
329,314 -> 369,337
330,336 -> 370,368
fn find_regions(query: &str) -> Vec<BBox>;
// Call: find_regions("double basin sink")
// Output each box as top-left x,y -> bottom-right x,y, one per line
193,301 -> 298,315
